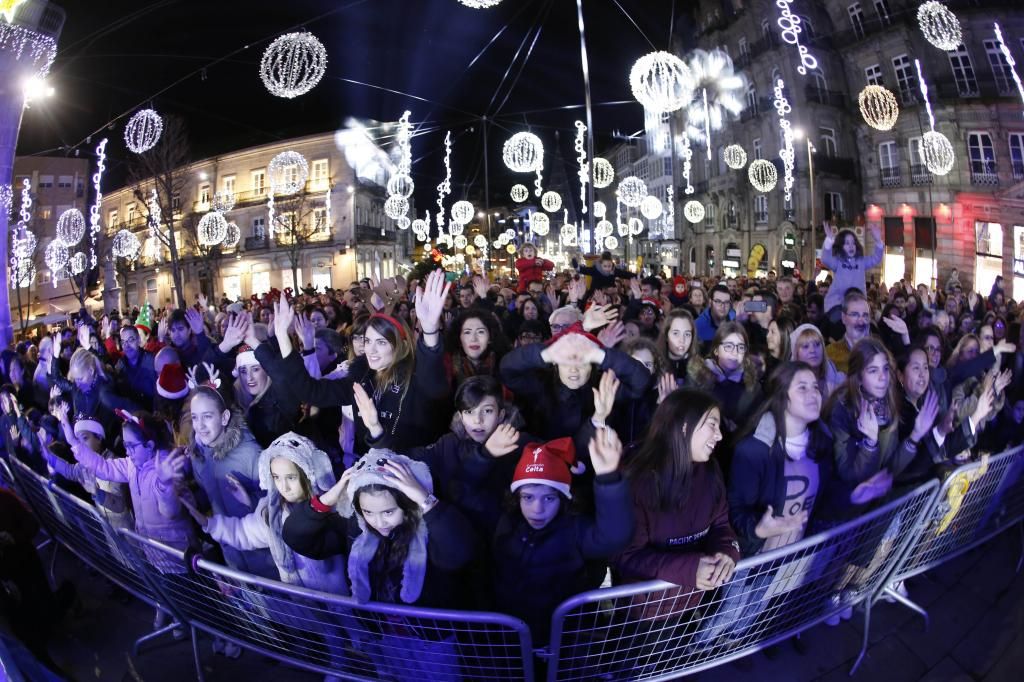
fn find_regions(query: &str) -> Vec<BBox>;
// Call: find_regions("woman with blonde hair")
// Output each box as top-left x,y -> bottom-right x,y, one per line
789,323 -> 846,398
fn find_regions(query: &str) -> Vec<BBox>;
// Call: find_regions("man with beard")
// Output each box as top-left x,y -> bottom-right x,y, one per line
826,291 -> 872,374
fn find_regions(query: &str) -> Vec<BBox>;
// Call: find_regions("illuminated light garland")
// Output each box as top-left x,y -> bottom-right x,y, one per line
775,0 -> 818,75
11,257 -> 33,289
595,220 -> 613,238
111,229 -> 141,260
260,32 -> 327,99
529,212 -> 550,236
387,174 -> 414,199
748,159 -> 778,193
411,218 -> 428,233
574,120 -> 588,213
212,190 -> 236,213
44,239 -> 69,285
616,221 -> 628,237
684,49 -> 746,149
323,186 -> 331,234
683,200 -> 705,224
88,138 -> 107,269
473,234 -> 488,248
396,216 -> 411,230
0,184 -> 10,216
593,200 -> 607,218
451,200 -> 474,225
681,135 -> 694,194
503,132 -> 544,173
124,109 -> 163,154
857,84 -> 900,131
774,79 -> 795,203
457,0 -> 502,8
640,196 -> 663,220
616,176 -> 647,208
918,2 -> 962,51
605,236 -> 619,250
915,59 -> 937,130
12,227 -> 35,259
510,184 -> 528,203
628,217 -> 645,236
146,189 -> 162,264
541,191 -> 562,213
269,150 -> 309,195
198,212 -> 228,246
454,235 -> 468,250
55,207 -> 85,246
592,157 -> 614,188
69,252 -> 86,276
0,20 -> 57,78
436,131 -> 452,230
922,130 -> 955,176
994,23 -> 1024,112
16,179 -> 33,235
534,166 -> 543,198
385,195 -> 410,220
630,51 -> 695,114
223,222 -> 241,249
723,144 -> 747,170
448,222 -> 465,237
665,186 -> 675,233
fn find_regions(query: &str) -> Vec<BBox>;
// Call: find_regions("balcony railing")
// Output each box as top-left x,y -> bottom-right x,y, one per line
970,163 -> 999,186
880,167 -> 902,187
244,236 -> 268,250
815,156 -> 857,178
748,32 -> 779,60
1013,161 -> 1024,182
932,76 -> 1017,102
355,224 -> 395,242
910,164 -> 933,186
805,86 -> 847,111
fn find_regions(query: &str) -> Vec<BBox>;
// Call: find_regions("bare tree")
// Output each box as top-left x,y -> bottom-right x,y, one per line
271,185 -> 330,292
129,115 -> 191,309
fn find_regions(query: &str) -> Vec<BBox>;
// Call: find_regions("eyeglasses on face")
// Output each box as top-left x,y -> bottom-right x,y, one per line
719,342 -> 747,354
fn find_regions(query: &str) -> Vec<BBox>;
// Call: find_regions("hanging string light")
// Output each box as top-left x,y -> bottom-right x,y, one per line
146,189 -> 162,264
918,2 -> 962,51
448,221 -> 465,237
592,157 -> 614,188
858,84 -> 900,131
640,196 -> 663,220
88,138 -> 108,269
260,32 -> 328,99
511,184 -> 528,203
530,212 -> 550,236
268,150 -> 309,195
436,131 -> 452,231
44,239 -> 69,285
913,58 -> 955,175
454,235 -> 468,249
994,22 -> 1024,111
595,220 -> 613,238
605,236 -> 619,250
574,120 -> 588,214
56,207 -> 85,246
224,222 -> 241,249
69,252 -> 86,276
451,200 -> 474,225
775,0 -> 818,75
629,51 -> 695,114
628,217 -> 645,236
774,79 -> 796,204
385,195 -> 410,220
541,191 -> 562,213
457,0 -> 503,8
396,216 -> 411,230
748,159 -> 779,192
503,132 -> 544,173
616,176 -> 647,208
665,185 -> 675,234
212,190 -> 236,213
593,200 -> 607,218
198,212 -> 228,246
111,229 -> 141,259
681,135 -> 694,194
683,200 -> 705,224
723,144 -> 748,170
124,109 -> 163,154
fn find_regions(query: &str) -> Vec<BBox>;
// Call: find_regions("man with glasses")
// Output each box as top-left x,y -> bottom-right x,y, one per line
696,284 -> 736,346
548,306 -> 582,337
826,291 -> 872,374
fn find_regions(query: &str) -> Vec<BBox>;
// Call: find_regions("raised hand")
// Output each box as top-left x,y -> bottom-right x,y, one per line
157,316 -> 169,342
973,377 -> 997,426
293,313 -> 315,351
543,331 -> 600,366
589,425 -> 623,476
471,275 -> 489,301
911,390 -> 939,442
567,277 -> 586,304
823,221 -> 837,240
993,368 -> 1012,395
51,332 -> 61,358
994,340 -> 1017,357
52,400 -> 70,425
197,293 -> 209,310
352,383 -> 382,437
629,278 -> 642,300
221,312 -> 249,350
381,460 -> 430,508
656,372 -> 676,405
484,424 -> 520,458
224,473 -> 252,509
49,385 -> 63,400
597,320 -> 626,349
754,505 -> 809,539
850,469 -> 893,505
592,369 -> 620,424
881,313 -> 909,341
869,223 -> 881,244
273,293 -> 295,341
582,303 -> 617,332
185,308 -> 205,335
320,467 -> 355,508
155,449 -> 187,485
77,324 -> 90,350
857,399 -> 880,443
415,269 -> 451,335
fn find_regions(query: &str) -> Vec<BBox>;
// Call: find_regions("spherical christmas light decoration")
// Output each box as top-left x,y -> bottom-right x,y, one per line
617,222 -> 629,237
384,195 -> 410,220
640,196 -> 663,220
224,222 -> 241,249
411,218 -> 428,233
124,109 -> 163,154
457,0 -> 502,7
592,157 -> 614,188
387,173 -> 414,199
69,252 -> 86,276
628,218 -> 645,236
541,191 -> 562,213
111,229 -> 141,259
448,222 -> 465,237
593,200 -> 607,218
12,258 -> 34,288
922,130 -> 955,175
44,239 -> 69,271
748,159 -> 779,193
12,228 -> 36,258
466,244 -> 477,256
530,213 -> 550,236
559,224 -> 578,246
260,32 -> 328,99
56,207 -> 86,246
723,144 -> 748,170
858,85 -> 900,131
595,220 -> 614,238
212,191 -> 236,213
473,234 -> 488,248
395,216 -> 411,230
268,150 -> 310,195
917,1 -> 962,51
504,228 -> 516,239
450,200 -> 474,225
197,212 -> 228,246
454,235 -> 468,249
617,176 -> 648,208
503,132 -> 544,173
506,244 -> 516,255
605,236 -> 620,250
510,184 -> 529,203
629,51 -> 695,114
683,200 -> 706,224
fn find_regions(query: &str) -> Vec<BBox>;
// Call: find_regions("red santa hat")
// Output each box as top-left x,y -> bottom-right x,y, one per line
233,344 -> 259,376
156,362 -> 189,400
543,321 -> 602,348
511,437 -> 584,499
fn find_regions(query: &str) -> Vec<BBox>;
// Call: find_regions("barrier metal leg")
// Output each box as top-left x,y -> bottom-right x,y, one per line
1016,523 -> 1023,575
882,585 -> 929,630
35,536 -> 52,553
850,599 -> 872,676
47,539 -> 60,586
132,621 -> 181,656
190,627 -> 205,682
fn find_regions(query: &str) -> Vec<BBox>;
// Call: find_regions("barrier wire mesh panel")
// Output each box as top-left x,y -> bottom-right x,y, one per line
888,447 -> 1024,583
546,482 -> 939,682
118,530 -> 534,681
0,457 -> 18,492
10,457 -> 72,542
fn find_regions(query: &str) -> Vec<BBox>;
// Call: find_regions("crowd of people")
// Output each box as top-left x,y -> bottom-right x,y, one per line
2,226 -> 1022,677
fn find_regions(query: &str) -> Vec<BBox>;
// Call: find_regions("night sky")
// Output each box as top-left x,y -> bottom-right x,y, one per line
18,0 -> 694,205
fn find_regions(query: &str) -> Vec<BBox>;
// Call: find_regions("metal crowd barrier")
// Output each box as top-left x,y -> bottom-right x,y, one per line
544,480 -> 940,681
117,530 -> 534,682
0,457 -> 18,492
4,448 -> 1023,682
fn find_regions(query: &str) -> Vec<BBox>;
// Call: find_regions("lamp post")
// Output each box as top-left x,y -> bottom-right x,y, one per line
793,128 -> 816,276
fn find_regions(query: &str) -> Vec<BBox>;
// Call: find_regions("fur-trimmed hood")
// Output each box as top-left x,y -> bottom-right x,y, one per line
193,410 -> 255,461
